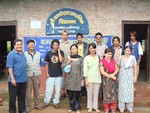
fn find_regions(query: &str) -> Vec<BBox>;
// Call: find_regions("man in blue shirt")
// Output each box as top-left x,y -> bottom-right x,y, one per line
6,39 -> 27,113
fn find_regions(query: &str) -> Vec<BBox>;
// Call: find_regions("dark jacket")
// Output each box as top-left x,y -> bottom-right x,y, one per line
75,42 -> 88,57
109,45 -> 124,58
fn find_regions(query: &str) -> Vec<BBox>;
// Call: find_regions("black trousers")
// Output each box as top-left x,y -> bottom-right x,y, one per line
67,90 -> 81,111
81,86 -> 87,96
9,82 -> 26,113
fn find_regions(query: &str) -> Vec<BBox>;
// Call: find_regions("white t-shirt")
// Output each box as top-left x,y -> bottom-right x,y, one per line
125,41 -> 143,56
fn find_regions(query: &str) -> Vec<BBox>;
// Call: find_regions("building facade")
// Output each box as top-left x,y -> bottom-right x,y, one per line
0,1 -> 150,104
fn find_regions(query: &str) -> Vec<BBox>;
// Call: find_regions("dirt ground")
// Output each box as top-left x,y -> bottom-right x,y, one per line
20,107 -> 150,113
1,106 -> 150,113
0,98 -> 150,113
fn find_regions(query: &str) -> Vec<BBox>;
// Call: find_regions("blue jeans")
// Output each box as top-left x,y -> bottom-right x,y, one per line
44,77 -> 63,104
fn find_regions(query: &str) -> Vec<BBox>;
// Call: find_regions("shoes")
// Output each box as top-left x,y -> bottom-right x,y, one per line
53,103 -> 59,109
26,108 -> 31,113
22,112 -> 28,113
76,110 -> 80,113
105,111 -> 109,113
42,102 -> 50,108
111,111 -> 116,113
88,108 -> 92,112
35,105 -> 43,110
94,109 -> 100,112
68,109 -> 72,112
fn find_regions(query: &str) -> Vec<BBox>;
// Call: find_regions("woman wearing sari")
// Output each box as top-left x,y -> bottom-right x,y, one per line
100,48 -> 119,113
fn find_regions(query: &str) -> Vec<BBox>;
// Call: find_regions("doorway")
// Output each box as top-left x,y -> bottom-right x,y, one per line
0,21 -> 16,81
122,21 -> 150,82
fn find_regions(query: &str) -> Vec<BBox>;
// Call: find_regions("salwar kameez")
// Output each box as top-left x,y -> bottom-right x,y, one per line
118,55 -> 136,112
101,58 -> 118,112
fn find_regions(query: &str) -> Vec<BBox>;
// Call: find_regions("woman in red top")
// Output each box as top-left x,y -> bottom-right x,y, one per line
100,48 -> 119,113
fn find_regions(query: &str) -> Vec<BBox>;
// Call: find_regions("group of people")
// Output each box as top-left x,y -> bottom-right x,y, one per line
6,30 -> 143,113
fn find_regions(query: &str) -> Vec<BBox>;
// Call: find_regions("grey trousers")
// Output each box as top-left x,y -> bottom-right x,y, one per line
86,83 -> 100,109
118,101 -> 133,112
26,75 -> 41,108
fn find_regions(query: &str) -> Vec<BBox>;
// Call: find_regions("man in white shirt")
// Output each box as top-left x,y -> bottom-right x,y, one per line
95,32 -> 108,59
60,30 -> 72,99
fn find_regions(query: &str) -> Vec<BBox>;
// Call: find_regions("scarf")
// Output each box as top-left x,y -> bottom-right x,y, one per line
101,58 -> 116,73
70,55 -> 81,58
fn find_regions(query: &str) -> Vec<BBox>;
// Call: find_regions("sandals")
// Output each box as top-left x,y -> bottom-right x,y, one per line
88,109 -> 92,113
120,110 -> 124,113
94,109 -> 100,113
68,109 -> 72,112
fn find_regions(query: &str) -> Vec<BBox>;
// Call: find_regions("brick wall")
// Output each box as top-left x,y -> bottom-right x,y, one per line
0,0 -> 150,40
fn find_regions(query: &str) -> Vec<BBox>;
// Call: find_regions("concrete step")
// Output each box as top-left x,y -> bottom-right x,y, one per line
134,83 -> 150,107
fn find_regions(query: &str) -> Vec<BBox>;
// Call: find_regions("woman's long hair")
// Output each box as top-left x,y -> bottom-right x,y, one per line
87,43 -> 96,55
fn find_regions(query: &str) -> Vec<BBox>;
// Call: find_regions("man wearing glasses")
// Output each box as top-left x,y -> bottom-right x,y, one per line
95,32 -> 108,59
95,32 -> 108,100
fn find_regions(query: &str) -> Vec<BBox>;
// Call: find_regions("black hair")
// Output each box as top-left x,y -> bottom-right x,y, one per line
112,36 -> 120,43
51,39 -> 60,49
26,39 -> 35,45
87,43 -> 96,55
13,39 -> 22,46
76,33 -> 83,38
62,30 -> 69,35
130,31 -> 138,40
103,48 -> 112,58
95,32 -> 103,38
104,48 -> 112,54
70,44 -> 78,50
123,46 -> 132,55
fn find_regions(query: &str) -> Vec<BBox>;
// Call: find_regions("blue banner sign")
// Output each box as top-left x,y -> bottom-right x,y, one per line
46,8 -> 89,35
24,36 -> 112,66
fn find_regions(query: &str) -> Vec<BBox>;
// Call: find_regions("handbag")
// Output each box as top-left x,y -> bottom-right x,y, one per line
63,64 -> 71,73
